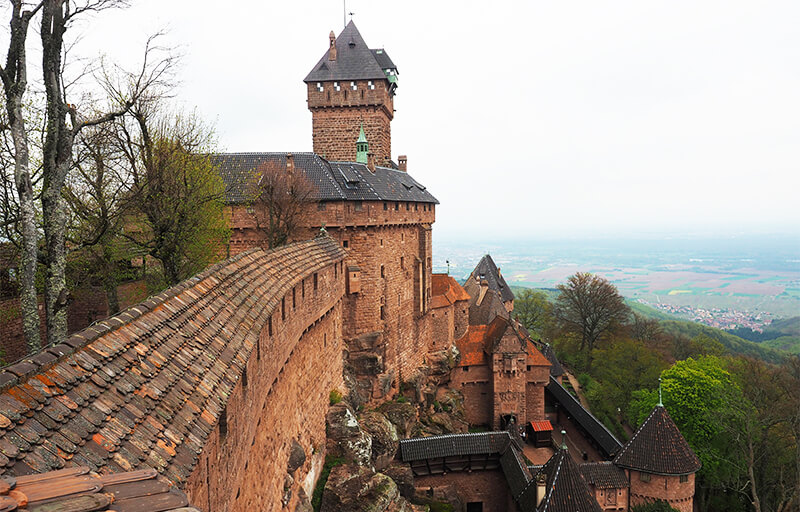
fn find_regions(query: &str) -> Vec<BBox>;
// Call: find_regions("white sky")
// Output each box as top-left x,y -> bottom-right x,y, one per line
45,1 -> 800,240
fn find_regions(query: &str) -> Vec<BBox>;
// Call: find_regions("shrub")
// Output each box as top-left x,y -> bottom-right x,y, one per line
329,389 -> 342,406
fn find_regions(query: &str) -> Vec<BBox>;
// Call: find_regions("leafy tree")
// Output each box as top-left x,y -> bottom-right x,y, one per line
554,272 -> 630,365
121,106 -> 229,287
673,333 -> 725,360
514,288 -> 552,339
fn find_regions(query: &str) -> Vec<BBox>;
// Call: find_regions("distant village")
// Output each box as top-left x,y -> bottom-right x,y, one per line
642,301 -> 774,332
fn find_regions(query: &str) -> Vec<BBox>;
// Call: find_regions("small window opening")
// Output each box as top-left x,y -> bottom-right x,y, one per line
318,202 -> 326,210
394,202 -> 399,211
268,316 -> 273,336
219,407 -> 228,437
282,297 -> 286,320
383,202 -> 388,210
343,240 -> 349,248
380,306 -> 385,320
292,287 -> 296,309
334,81 -> 341,91
354,201 -> 363,211
314,273 -> 319,291
350,81 -> 357,90
680,475 -> 689,483
242,367 -> 248,387
380,265 -> 385,278
316,82 -> 323,92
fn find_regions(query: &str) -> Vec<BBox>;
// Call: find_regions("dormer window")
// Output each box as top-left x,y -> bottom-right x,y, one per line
334,81 -> 341,91
350,81 -> 357,91
316,82 -> 324,92
368,80 -> 375,90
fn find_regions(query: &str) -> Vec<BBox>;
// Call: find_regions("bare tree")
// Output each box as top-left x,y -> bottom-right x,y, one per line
37,0 -> 174,346
554,272 -> 630,363
250,157 -> 317,249
0,0 -> 45,352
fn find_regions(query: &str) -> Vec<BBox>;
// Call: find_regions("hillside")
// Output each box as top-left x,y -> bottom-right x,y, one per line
730,316 -> 800,354
514,286 -> 785,363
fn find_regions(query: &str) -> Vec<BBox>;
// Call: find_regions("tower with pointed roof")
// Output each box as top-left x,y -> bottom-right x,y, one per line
356,123 -> 369,164
305,21 -> 398,164
613,403 -> 701,512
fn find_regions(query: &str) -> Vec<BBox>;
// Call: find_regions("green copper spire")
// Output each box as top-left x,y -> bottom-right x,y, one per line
658,377 -> 663,407
356,123 -> 368,164
560,430 -> 568,450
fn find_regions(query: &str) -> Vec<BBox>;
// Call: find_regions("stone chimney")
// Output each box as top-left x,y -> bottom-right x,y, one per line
328,31 -> 337,61
398,155 -> 407,172
367,152 -> 376,172
536,473 -> 547,507
286,153 -> 294,172
476,279 -> 489,306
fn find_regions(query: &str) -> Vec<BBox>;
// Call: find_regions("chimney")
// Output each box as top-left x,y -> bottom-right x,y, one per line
477,279 -> 489,306
286,152 -> 294,172
367,152 -> 375,172
536,473 -> 547,507
328,31 -> 337,61
398,155 -> 407,172
497,267 -> 501,278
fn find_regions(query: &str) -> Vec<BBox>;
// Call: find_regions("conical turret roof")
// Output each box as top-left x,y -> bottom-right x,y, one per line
613,405 -> 701,475
524,445 -> 602,512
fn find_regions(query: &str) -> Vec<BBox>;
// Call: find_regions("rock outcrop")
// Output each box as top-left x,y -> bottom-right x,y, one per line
326,403 -> 372,466
320,465 -> 413,512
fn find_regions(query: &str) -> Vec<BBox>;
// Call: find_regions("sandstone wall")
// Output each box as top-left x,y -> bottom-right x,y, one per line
451,365 -> 492,427
184,259 -> 345,512
629,470 -> 695,512
414,470 -> 516,512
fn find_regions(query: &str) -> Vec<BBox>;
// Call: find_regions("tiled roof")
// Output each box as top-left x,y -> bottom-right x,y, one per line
546,376 -> 623,458
304,21 -> 393,83
430,274 -> 471,310
533,447 -> 603,512
399,432 -> 511,461
613,406 -> 701,475
464,280 -> 509,326
0,237 -> 345,485
580,461 -> 629,489
467,255 -> 515,304
210,152 -> 437,205
455,325 -> 490,367
526,340 -> 551,367
539,343 -> 564,377
500,446 -> 532,498
530,421 -> 553,432
0,466 -> 199,511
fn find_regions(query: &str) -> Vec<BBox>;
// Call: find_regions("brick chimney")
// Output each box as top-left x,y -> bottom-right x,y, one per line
398,155 -> 407,172
367,152 -> 375,172
286,152 -> 294,172
328,31 -> 337,61
477,279 -> 489,306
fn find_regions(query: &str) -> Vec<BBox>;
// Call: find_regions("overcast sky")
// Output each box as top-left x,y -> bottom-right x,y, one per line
57,1 -> 800,240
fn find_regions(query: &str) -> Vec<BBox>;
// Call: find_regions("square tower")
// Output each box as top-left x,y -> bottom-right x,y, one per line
304,22 -> 398,164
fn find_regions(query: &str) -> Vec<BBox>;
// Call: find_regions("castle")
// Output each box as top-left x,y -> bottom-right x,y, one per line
0,21 -> 700,512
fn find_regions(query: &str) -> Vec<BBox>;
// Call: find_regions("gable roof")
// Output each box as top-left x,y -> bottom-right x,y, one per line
531,447 -> 603,512
466,285 -> 509,326
467,255 -> 515,304
210,152 -> 437,205
430,274 -> 471,309
0,237 -> 345,486
580,461 -> 629,489
613,405 -> 701,475
538,343 -> 564,377
455,325 -> 490,366
526,340 -> 552,367
304,21 -> 395,83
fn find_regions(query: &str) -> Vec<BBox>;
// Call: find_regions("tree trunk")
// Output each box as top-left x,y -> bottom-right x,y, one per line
747,439 -> 762,512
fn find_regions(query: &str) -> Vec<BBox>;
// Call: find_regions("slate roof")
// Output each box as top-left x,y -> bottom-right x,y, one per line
579,461 -> 629,489
0,466 -> 198,511
539,343 -> 564,377
399,432 -> 511,462
304,21 -> 396,83
546,376 -> 623,458
466,287 -> 509,326
532,447 -> 603,512
210,152 -> 437,205
468,255 -> 515,304
613,405 -> 701,475
0,237 -> 345,486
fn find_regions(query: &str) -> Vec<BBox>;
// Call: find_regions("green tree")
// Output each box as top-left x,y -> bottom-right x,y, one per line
554,272 -> 630,366
121,105 -> 229,287
514,288 -> 552,339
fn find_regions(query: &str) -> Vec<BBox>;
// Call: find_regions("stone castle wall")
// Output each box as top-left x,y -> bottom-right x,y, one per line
183,258 -> 346,512
628,470 -> 695,512
307,80 -> 394,163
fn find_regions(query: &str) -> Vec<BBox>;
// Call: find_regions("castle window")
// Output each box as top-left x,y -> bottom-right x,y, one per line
415,203 -> 418,211
334,81 -> 341,91
242,367 -> 248,388
680,475 -> 689,483
354,201 -> 363,211
350,81 -> 357,90
383,202 -> 388,210
269,316 -> 273,336
394,202 -> 399,210
380,265 -> 385,278
316,82 -> 323,92
302,279 -> 305,298
462,366 -> 469,372
334,263 -> 338,279
639,473 -> 651,483
293,287 -> 296,309
314,273 -> 319,291
400,256 -> 405,269
343,240 -> 349,248
380,306 -> 385,320
406,202 -> 410,210
318,202 -> 326,210
368,80 -> 375,90
282,297 -> 286,320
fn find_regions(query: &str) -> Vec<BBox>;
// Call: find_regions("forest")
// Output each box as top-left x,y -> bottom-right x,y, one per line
515,274 -> 799,512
